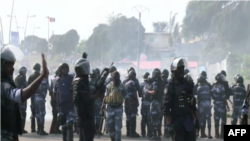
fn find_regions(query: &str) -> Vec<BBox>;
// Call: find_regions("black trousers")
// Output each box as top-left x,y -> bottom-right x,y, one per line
78,120 -> 95,141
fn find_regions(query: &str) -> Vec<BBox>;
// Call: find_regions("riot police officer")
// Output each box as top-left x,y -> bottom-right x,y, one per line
123,67 -> 141,97
1,45 -> 48,141
28,63 -> 41,132
211,73 -> 230,139
146,68 -> 165,140
55,63 -> 75,140
105,66 -> 117,85
124,70 -> 140,137
72,57 -> 103,141
231,75 -> 246,125
195,75 -> 213,139
14,66 -> 28,133
161,69 -> 170,138
140,72 -> 150,137
163,58 -> 199,141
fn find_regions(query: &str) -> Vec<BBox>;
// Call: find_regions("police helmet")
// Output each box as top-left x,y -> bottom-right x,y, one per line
184,74 -> 193,82
236,75 -> 244,83
234,74 -> 240,83
109,66 -> 117,73
74,58 -> 91,75
151,68 -> 161,79
128,70 -> 136,78
94,68 -> 100,76
82,52 -> 88,59
143,72 -> 150,80
197,74 -> 206,83
215,73 -> 226,82
127,67 -> 135,73
221,70 -> 227,77
184,69 -> 190,75
161,69 -> 169,78
33,63 -> 41,71
170,57 -> 187,72
59,63 -> 69,70
200,71 -> 207,78
19,66 -> 27,74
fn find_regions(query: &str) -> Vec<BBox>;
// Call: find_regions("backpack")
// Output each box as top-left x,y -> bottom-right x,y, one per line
104,82 -> 124,107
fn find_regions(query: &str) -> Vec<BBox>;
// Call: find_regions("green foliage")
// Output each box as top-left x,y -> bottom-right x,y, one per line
152,22 -> 168,32
182,1 -> 250,63
49,29 -> 80,55
75,39 -> 86,53
20,35 -> 48,53
86,15 -> 145,62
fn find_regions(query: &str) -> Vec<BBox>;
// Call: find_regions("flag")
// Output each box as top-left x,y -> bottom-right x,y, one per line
48,17 -> 55,22
10,31 -> 19,47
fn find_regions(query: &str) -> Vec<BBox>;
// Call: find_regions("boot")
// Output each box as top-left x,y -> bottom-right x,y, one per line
147,122 -> 152,138
126,120 -> 131,136
62,127 -> 67,141
111,137 -> 115,141
220,124 -> 224,139
39,125 -> 49,135
200,126 -> 207,138
157,129 -> 162,140
22,118 -> 28,133
67,125 -> 74,141
36,124 -> 40,134
54,117 -> 62,134
149,130 -> 157,140
215,127 -> 219,139
208,127 -> 213,139
141,121 -> 146,137
31,117 -> 36,133
130,118 -> 140,137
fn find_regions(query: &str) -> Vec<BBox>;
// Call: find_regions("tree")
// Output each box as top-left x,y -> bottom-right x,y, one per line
182,1 -> 250,63
86,16 -> 145,62
152,22 -> 168,32
49,29 -> 80,55
20,35 -> 48,53
75,39 -> 86,53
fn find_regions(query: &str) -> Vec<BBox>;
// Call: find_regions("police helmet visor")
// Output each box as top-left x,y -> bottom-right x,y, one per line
1,44 -> 24,61
75,58 -> 91,75
171,58 -> 187,71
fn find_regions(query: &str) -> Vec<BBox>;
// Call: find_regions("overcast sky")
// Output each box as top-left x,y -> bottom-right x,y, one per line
0,0 -> 189,44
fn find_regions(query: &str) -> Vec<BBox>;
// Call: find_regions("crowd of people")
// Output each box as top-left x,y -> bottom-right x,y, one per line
1,45 -> 250,141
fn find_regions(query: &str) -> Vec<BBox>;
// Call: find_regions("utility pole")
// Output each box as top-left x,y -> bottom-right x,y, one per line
8,13 -> 20,44
9,0 -> 15,43
0,17 -> 4,45
24,12 -> 36,39
132,5 -> 149,76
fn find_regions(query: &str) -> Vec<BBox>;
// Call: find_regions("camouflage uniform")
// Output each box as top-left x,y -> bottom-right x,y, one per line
14,74 -> 28,133
211,82 -> 227,138
231,83 -> 246,125
35,78 -> 49,134
105,83 -> 129,141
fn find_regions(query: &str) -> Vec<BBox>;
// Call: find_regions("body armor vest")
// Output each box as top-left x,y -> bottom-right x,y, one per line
212,83 -> 225,102
172,82 -> 193,116
232,84 -> 246,107
143,83 -> 153,102
197,83 -> 211,101
56,75 -> 73,104
1,79 -> 22,135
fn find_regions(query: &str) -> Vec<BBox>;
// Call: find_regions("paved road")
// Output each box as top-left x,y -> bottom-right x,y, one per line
19,116 -> 229,141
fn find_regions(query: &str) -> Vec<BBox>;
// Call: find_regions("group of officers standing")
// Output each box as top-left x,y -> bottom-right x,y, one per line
1,46 -> 250,141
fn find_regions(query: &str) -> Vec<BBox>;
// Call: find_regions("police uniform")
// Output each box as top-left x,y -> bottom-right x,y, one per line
105,82 -> 129,141
196,81 -> 212,138
28,71 -> 40,132
231,83 -> 246,125
15,74 -> 28,133
55,74 -> 75,140
35,78 -> 49,134
140,80 -> 149,137
72,75 -> 96,141
211,82 -> 227,138
124,79 -> 140,137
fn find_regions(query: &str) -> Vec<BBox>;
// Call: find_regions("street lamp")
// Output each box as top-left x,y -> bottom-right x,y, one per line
132,5 -> 149,76
7,13 -> 20,44
24,12 -> 36,39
